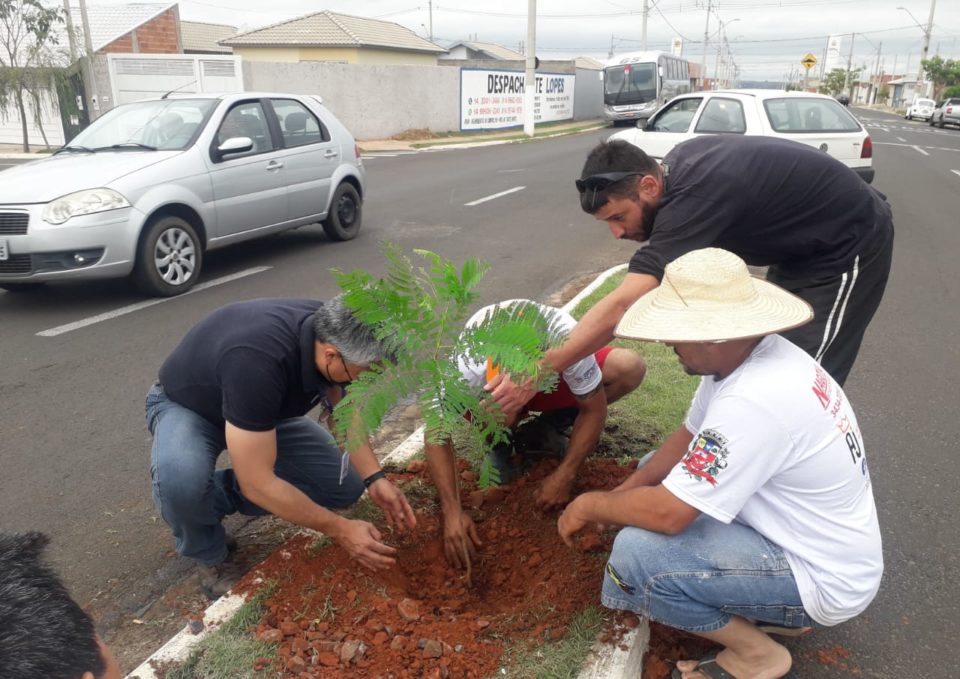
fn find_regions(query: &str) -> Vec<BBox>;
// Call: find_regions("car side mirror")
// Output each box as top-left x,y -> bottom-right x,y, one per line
217,136 -> 253,156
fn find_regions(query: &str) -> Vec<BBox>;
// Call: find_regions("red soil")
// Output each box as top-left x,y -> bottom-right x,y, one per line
233,458 -> 635,678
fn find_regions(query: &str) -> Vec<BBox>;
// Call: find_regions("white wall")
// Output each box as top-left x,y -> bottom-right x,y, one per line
0,88 -> 65,147
243,61 -> 461,140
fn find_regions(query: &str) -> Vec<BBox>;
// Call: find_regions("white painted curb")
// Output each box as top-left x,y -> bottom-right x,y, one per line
126,262 -> 645,679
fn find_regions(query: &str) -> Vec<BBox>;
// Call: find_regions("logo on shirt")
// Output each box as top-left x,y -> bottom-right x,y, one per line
681,429 -> 729,486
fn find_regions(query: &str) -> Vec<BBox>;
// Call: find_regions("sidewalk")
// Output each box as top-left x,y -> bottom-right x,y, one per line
358,118 -> 609,153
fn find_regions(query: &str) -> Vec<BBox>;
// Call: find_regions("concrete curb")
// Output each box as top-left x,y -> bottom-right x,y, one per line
126,262 -> 645,679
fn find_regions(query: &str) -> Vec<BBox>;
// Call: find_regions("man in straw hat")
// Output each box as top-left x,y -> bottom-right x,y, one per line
486,136 -> 892,421
558,248 -> 882,679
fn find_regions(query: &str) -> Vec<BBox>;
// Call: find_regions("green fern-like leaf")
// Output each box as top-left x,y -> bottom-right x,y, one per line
333,244 -> 563,455
477,455 -> 502,490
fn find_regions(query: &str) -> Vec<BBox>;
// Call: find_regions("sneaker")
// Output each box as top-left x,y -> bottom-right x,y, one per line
197,533 -> 239,599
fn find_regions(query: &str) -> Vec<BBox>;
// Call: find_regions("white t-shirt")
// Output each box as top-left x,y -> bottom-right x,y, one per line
457,300 -> 602,396
662,335 -> 883,626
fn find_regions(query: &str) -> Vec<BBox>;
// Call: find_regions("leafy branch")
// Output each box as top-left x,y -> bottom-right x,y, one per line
332,243 -> 567,463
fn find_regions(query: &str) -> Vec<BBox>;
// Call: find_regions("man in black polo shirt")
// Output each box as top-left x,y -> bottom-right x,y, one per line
146,297 -> 416,597
489,136 -> 893,414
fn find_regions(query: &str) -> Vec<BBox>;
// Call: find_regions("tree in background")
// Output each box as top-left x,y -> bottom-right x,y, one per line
818,67 -> 862,96
921,57 -> 960,100
0,0 -> 66,152
943,85 -> 960,99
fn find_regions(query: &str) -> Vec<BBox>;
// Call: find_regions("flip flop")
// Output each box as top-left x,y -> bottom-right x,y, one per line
671,651 -> 739,679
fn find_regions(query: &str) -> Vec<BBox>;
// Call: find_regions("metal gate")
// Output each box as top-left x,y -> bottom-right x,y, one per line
107,54 -> 243,108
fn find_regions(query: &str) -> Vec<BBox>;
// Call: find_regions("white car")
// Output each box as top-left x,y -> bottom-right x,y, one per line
610,89 -> 874,184
905,98 -> 936,121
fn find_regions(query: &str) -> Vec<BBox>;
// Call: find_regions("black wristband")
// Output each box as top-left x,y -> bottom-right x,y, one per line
363,470 -> 387,488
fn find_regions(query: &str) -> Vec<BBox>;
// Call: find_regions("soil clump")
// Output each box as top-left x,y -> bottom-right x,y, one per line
233,458 -> 635,677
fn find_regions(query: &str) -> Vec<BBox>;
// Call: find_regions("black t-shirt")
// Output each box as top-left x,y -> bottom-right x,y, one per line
629,135 -> 893,280
158,298 -> 331,431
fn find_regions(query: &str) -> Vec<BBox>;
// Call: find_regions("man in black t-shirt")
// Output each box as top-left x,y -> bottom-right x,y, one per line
488,136 -> 892,414
146,297 -> 416,598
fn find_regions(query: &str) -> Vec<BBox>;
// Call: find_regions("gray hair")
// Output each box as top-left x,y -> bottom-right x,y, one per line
313,295 -> 395,365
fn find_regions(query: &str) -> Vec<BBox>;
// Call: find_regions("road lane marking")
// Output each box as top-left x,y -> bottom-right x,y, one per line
464,186 -> 525,206
36,266 -> 272,337
953,170 -> 960,178
897,137 -> 907,142
912,145 -> 930,156
874,142 -> 960,152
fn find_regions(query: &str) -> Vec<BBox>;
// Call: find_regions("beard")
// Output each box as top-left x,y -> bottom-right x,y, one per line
619,201 -> 656,242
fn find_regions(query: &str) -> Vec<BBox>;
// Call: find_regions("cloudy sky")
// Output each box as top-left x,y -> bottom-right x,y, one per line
129,0 -> 960,81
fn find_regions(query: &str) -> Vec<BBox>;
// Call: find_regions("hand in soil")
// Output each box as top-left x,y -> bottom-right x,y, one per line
557,493 -> 593,548
332,518 -> 398,570
442,509 -> 482,569
367,477 -> 418,531
535,469 -> 575,510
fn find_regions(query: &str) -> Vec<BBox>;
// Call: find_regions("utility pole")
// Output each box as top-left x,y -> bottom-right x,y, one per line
641,0 -> 649,51
873,42 -> 882,105
921,0 -> 937,97
62,0 -> 78,63
78,0 -> 98,118
428,0 -> 433,41
842,32 -> 855,98
701,0 -> 711,91
609,34 -> 615,60
523,0 -> 536,137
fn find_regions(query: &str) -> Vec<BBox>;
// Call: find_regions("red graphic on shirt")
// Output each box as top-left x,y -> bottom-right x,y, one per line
812,365 -> 831,410
681,430 -> 729,486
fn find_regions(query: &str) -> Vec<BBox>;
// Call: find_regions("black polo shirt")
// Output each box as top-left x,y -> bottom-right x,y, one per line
158,298 -> 330,431
629,135 -> 893,280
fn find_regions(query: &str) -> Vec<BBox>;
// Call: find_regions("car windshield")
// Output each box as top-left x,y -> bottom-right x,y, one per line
604,63 -> 657,105
763,98 -> 862,133
916,99 -> 935,107
69,99 -> 217,151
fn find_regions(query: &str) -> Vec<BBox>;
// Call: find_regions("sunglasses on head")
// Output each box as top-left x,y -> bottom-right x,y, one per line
574,172 -> 640,194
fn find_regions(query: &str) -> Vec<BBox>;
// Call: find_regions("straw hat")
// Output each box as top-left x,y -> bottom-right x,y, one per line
615,248 -> 813,342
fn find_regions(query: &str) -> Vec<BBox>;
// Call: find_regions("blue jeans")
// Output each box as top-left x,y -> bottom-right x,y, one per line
145,384 -> 364,565
602,515 -> 816,633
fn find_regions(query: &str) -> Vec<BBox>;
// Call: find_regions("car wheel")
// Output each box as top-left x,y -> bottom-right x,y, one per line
905,113 -> 910,120
939,118 -> 945,129
321,183 -> 362,241
134,215 -> 202,296
0,282 -> 45,292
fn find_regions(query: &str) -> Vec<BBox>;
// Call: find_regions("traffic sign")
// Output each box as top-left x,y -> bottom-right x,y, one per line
801,53 -> 817,70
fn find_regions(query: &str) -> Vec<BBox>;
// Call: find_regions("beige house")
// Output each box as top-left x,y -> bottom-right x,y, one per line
220,10 -> 446,65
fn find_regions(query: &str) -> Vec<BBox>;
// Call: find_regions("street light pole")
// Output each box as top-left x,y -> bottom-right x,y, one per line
641,0 -> 649,51
701,0 -> 711,91
898,2 -> 938,97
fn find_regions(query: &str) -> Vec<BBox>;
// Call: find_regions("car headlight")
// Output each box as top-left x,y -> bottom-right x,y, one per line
42,188 -> 131,225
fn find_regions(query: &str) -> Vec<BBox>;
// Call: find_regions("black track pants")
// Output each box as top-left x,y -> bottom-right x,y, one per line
769,224 -> 894,386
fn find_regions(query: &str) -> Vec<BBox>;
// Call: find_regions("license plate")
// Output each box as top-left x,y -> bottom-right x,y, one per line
0,239 -> 8,261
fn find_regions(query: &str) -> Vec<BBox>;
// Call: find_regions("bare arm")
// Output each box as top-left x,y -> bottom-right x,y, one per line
226,423 -> 348,534
225,423 -> 401,570
614,424 -> 694,491
558,483 -> 700,544
546,272 -> 659,373
424,435 -> 481,568
536,384 -> 607,510
488,272 -> 659,414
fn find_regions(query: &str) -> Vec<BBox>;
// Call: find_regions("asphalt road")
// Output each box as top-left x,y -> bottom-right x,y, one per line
1,110 -> 958,676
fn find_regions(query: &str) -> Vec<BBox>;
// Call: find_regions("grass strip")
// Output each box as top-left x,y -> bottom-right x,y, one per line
410,121 -> 606,148
498,607 -> 606,679
166,585 -> 277,679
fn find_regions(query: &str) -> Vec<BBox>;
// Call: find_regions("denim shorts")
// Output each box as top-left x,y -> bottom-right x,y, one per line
602,514 -> 816,633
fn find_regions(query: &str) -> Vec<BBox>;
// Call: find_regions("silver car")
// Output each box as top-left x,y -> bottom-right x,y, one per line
0,92 -> 366,296
929,97 -> 960,129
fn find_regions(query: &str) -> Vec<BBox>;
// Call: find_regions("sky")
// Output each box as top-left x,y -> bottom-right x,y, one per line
114,0 -> 960,82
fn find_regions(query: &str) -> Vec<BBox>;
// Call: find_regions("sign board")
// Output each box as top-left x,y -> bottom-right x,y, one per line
460,68 -> 575,131
801,53 -> 817,70
671,37 -> 683,57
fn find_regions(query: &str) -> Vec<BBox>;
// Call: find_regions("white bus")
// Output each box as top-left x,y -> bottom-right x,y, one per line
603,51 -> 692,124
